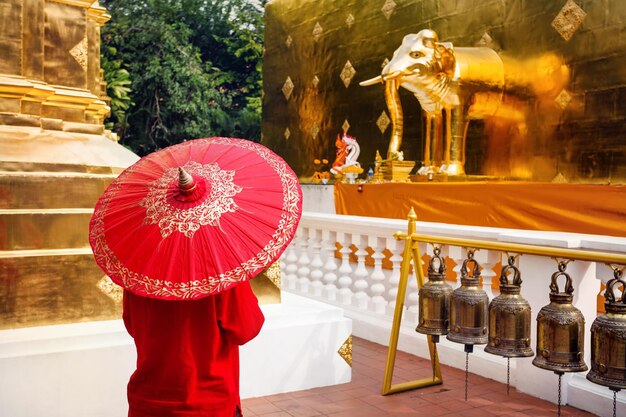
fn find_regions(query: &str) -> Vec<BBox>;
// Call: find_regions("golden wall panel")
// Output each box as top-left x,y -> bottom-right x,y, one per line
0,252 -> 122,330
262,0 -> 626,184
0,0 -> 22,75
22,0 -> 45,80
0,210 -> 92,251
43,1 -> 87,89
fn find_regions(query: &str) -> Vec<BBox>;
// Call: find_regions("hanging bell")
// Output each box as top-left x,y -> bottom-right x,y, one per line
447,251 -> 489,346
416,246 -> 453,337
484,256 -> 533,358
587,269 -> 626,390
533,262 -> 588,373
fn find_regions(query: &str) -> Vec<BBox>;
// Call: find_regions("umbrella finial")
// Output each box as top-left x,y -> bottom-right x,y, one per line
178,167 -> 196,194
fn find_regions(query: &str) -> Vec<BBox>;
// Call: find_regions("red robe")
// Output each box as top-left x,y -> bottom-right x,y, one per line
123,281 -> 265,417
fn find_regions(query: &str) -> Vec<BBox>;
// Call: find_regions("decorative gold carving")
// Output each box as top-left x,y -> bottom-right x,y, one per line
382,0 -> 397,20
263,261 -> 281,289
97,276 -> 123,302
282,76 -> 294,100
340,60 -> 356,88
310,122 -> 320,140
555,89 -> 572,109
284,127 -> 291,140
377,111 -> 390,134
346,13 -> 355,28
69,37 -> 89,71
285,35 -> 293,48
312,75 -> 320,89
86,2 -> 111,25
342,119 -> 350,133
552,0 -> 586,41
478,32 -> 494,48
312,22 -> 323,42
338,335 -> 353,367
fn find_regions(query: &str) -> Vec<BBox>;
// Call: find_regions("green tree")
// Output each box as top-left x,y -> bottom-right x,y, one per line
100,0 -> 266,155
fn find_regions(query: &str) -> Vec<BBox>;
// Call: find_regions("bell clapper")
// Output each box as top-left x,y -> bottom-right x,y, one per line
506,357 -> 510,395
555,371 -> 564,417
610,387 -> 619,417
464,344 -> 473,401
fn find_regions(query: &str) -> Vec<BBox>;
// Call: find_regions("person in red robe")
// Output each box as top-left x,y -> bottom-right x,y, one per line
122,281 -> 265,417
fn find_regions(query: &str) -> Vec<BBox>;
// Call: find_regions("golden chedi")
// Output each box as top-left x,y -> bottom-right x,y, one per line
0,0 -> 140,330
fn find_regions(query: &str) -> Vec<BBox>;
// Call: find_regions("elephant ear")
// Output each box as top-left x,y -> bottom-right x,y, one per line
435,42 -> 456,78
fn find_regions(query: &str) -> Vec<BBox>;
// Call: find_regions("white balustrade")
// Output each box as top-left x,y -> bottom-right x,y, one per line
283,211 -> 626,417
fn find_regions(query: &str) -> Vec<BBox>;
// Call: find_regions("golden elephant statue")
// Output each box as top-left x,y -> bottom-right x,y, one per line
361,29 -> 569,176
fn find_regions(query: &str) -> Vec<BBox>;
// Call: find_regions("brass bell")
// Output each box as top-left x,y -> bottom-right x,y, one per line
484,255 -> 533,358
587,269 -> 626,390
533,261 -> 588,373
416,246 -> 453,337
447,250 -> 489,346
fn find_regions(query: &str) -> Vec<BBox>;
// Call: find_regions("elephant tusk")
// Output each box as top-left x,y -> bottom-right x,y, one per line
359,75 -> 384,86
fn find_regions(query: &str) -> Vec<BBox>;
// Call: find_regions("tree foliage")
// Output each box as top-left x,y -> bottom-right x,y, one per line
100,0 -> 267,155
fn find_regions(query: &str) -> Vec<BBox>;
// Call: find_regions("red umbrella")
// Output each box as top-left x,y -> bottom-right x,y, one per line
89,137 -> 302,300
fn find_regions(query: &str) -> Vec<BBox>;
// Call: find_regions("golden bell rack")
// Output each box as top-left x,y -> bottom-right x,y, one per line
382,208 -> 626,396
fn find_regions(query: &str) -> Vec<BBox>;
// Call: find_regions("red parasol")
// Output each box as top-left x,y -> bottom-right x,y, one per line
89,137 -> 302,300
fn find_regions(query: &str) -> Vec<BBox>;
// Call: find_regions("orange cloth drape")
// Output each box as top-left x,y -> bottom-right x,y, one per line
334,181 -> 626,237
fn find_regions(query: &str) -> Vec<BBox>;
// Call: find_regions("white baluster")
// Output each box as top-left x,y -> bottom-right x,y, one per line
386,237 -> 403,317
369,236 -> 387,315
308,228 -> 324,297
352,234 -> 369,310
296,227 -> 311,294
474,249 -> 500,300
321,229 -> 339,302
336,232 -> 354,305
447,245 -> 466,289
283,235 -> 299,291
404,241 -> 425,325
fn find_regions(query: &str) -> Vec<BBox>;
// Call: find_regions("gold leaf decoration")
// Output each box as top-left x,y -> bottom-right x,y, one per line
263,261 -> 281,289
477,32 -> 493,47
97,276 -> 123,302
286,35 -> 293,48
312,75 -> 320,89
346,13 -> 355,28
69,37 -> 88,71
282,76 -> 294,100
552,0 -> 586,41
382,0 -> 397,20
284,127 -> 291,140
310,122 -> 320,140
555,89 -> 572,109
342,119 -> 350,133
312,22 -> 323,42
338,335 -> 353,367
377,111 -> 391,134
340,60 -> 356,88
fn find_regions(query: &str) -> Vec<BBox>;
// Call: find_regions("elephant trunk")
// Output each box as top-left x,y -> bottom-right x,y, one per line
384,78 -> 403,159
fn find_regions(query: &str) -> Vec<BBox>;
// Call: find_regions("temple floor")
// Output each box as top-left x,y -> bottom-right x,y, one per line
242,337 -> 595,417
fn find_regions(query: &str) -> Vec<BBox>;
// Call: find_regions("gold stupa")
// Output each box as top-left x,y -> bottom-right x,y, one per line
0,0 -> 140,329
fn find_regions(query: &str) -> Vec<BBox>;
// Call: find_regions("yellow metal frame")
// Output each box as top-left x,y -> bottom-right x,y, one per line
382,208 -> 626,396
382,208 -> 443,395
